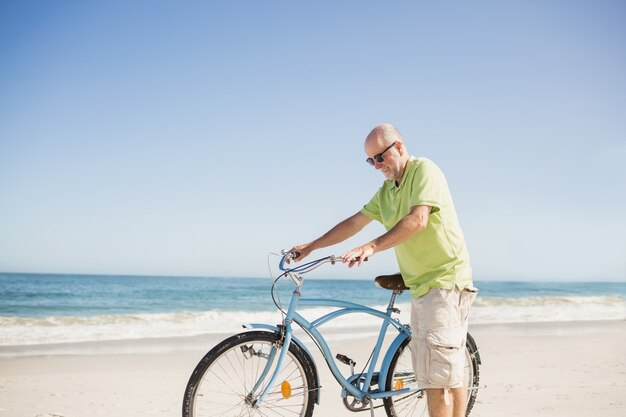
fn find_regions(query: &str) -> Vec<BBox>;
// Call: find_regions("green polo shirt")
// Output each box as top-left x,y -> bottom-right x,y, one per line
361,157 -> 472,298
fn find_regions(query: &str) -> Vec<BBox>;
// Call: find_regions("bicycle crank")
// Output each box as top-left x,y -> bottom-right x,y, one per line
343,393 -> 370,412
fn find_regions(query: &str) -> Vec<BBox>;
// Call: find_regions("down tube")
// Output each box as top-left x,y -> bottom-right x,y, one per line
292,301 -> 407,400
292,311 -> 365,400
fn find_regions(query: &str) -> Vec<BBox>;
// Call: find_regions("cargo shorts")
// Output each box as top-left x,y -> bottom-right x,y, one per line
410,286 -> 478,389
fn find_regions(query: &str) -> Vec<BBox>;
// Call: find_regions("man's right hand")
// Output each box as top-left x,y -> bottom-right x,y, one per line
286,243 -> 314,264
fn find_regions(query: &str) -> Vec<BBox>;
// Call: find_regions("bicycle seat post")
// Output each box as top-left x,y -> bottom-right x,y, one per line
387,290 -> 402,314
374,273 -> 407,315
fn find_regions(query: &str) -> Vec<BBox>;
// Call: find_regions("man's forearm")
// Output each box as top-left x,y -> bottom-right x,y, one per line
310,213 -> 370,251
369,205 -> 430,253
340,205 -> 430,267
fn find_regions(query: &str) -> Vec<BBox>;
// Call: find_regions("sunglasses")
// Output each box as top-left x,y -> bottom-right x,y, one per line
366,141 -> 397,166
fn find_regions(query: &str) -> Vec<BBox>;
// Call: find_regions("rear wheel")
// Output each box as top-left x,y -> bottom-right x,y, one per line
383,333 -> 480,417
182,331 -> 316,417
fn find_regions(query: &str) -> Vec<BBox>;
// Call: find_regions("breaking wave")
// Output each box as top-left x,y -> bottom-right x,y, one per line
1,295 -> 624,346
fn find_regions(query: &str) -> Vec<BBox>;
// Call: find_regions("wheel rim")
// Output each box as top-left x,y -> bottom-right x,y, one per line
191,339 -> 309,417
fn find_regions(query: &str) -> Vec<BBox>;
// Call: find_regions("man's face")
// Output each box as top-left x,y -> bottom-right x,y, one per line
365,140 -> 402,181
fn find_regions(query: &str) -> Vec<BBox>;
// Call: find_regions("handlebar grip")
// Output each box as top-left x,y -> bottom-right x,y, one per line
291,251 -> 301,260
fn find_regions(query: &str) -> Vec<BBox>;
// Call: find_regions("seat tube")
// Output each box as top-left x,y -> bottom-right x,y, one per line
362,315 -> 391,390
255,286 -> 301,405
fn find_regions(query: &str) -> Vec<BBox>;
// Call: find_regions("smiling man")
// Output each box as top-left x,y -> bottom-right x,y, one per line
289,123 -> 477,417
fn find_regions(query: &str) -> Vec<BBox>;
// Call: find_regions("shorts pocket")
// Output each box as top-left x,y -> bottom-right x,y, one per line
459,287 -> 478,322
426,327 -> 464,387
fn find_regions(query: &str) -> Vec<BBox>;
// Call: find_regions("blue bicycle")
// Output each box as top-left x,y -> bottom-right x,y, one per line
182,252 -> 481,417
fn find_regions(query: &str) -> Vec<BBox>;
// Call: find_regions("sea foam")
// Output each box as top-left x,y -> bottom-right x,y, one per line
1,295 -> 623,346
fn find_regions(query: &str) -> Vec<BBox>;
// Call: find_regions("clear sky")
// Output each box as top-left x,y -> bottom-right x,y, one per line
1,1 -> 624,281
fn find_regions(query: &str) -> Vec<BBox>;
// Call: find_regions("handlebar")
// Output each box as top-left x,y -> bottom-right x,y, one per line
278,251 -> 367,274
270,252 -> 368,312
278,253 -> 337,273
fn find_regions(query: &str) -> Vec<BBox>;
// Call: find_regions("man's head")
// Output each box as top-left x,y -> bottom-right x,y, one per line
364,123 -> 409,182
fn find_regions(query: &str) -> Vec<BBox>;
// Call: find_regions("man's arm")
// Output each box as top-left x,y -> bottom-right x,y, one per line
289,212 -> 372,261
342,205 -> 431,267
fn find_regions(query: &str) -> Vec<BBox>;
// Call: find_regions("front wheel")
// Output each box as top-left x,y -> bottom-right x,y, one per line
383,332 -> 480,417
182,331 -> 317,417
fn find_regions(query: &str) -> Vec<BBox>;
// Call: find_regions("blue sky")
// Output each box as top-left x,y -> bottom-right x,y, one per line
1,1 -> 624,281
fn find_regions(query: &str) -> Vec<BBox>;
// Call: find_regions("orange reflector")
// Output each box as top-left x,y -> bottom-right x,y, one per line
394,379 -> 404,390
281,381 -> 292,398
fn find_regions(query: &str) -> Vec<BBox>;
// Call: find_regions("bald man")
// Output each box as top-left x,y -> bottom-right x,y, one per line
289,123 -> 477,417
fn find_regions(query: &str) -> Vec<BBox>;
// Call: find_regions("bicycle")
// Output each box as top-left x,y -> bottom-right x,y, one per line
182,252 -> 481,417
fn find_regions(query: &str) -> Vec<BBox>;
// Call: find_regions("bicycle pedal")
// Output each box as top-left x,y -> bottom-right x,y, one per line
335,353 -> 356,367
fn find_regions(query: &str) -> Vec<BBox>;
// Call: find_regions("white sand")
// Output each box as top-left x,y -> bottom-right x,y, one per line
1,320 -> 624,417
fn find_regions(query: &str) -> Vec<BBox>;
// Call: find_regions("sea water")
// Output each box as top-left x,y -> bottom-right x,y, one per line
0,273 -> 624,346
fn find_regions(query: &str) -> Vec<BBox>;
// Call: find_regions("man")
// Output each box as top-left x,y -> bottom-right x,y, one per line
289,123 -> 477,417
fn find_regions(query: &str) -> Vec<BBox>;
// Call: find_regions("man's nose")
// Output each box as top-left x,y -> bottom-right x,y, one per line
374,161 -> 383,170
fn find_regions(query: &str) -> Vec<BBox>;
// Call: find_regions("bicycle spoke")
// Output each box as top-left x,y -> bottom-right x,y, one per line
208,359 -> 244,398
186,334 -> 310,417
396,391 -> 426,417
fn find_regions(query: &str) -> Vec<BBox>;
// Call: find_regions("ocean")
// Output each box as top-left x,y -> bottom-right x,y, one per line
1,272 -> 624,347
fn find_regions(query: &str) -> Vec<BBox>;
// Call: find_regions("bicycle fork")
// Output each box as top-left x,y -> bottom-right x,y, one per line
249,287 -> 301,408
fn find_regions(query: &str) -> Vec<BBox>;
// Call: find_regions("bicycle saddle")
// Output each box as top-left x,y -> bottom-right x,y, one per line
374,273 -> 409,291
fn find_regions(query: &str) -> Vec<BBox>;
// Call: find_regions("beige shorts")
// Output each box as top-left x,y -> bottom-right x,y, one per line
410,286 -> 478,389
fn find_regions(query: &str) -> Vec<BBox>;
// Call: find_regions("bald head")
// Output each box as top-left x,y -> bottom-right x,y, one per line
365,123 -> 404,148
364,123 -> 408,157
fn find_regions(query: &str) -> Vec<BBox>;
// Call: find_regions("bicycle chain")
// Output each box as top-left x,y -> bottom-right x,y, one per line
347,391 -> 420,412
351,402 -> 385,412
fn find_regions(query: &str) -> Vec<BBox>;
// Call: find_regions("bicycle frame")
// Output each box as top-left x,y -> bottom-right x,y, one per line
247,254 -> 417,407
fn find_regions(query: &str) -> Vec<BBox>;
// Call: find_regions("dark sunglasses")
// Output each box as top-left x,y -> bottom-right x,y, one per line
366,142 -> 397,166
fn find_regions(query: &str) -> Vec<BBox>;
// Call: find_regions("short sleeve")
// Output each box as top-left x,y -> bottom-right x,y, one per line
408,160 -> 445,212
361,188 -> 382,223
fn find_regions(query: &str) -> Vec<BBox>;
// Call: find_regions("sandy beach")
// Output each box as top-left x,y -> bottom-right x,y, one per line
1,320 -> 624,417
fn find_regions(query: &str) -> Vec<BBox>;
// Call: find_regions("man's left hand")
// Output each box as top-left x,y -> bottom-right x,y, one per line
342,244 -> 375,268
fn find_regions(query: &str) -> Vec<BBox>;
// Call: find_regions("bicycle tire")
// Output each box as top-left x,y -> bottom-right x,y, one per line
382,332 -> 480,417
182,330 -> 317,417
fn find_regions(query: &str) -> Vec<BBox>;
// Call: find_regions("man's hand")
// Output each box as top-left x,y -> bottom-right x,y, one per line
286,213 -> 372,264
342,243 -> 375,268
286,243 -> 314,264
